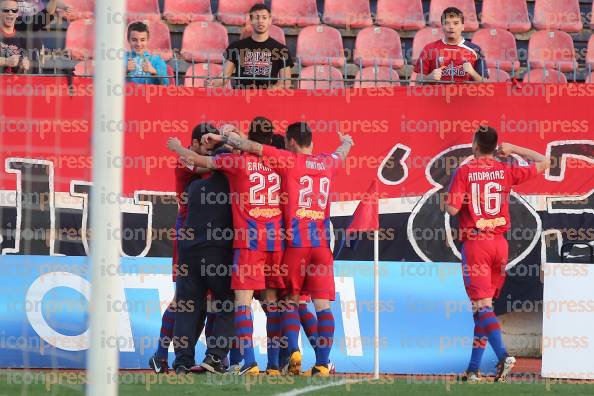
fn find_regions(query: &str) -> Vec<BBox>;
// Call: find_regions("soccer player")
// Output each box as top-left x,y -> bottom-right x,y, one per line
201,122 -> 354,376
414,7 -> 488,83
445,126 -> 550,382
149,123 -> 218,373
167,124 -> 285,376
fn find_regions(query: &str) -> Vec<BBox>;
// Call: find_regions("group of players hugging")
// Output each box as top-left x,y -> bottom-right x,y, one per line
148,118 -> 353,377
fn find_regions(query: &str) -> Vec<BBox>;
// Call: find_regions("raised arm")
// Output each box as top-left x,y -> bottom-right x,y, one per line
498,143 -> 551,174
333,132 -> 354,161
201,132 -> 263,157
167,138 -> 216,169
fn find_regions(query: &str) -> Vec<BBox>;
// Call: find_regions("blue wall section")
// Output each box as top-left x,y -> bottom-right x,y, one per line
0,256 -> 497,373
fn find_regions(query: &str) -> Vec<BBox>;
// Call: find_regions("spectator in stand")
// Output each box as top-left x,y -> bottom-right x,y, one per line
17,0 -> 71,18
125,21 -> 170,86
414,7 -> 488,83
211,4 -> 293,89
0,0 -> 61,73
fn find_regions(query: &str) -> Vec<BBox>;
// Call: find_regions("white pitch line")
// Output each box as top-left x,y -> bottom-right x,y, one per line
274,378 -> 365,396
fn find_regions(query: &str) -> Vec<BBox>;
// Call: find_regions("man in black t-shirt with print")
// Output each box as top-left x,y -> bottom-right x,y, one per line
212,3 -> 293,89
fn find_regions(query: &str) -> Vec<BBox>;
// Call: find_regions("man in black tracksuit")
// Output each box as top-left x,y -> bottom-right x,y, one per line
172,165 -> 235,374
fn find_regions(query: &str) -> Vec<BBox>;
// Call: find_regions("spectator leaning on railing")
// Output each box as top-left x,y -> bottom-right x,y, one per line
210,3 -> 293,89
0,0 -> 63,73
125,21 -> 170,86
414,7 -> 488,83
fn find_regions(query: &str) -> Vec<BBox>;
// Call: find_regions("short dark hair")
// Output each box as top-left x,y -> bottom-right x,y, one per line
441,7 -> 464,24
128,21 -> 149,39
271,134 -> 285,150
286,122 -> 312,148
474,126 -> 498,154
249,3 -> 271,15
191,123 -> 219,141
248,117 -> 274,145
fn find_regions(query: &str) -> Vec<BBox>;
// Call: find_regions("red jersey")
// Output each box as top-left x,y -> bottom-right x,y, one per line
447,158 -> 537,241
174,164 -> 202,220
414,38 -> 488,82
262,146 -> 341,248
212,152 -> 283,251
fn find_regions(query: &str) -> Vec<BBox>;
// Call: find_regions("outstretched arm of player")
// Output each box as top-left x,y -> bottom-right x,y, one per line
498,143 -> 551,174
333,132 -> 354,161
167,137 -> 216,169
201,132 -> 264,157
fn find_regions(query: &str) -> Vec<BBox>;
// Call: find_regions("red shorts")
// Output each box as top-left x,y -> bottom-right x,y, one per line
282,246 -> 335,300
231,248 -> 284,291
461,234 -> 509,301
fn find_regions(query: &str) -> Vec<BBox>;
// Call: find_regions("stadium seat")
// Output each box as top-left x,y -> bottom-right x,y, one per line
184,63 -> 226,87
522,69 -> 568,83
125,20 -> 173,61
60,0 -> 94,21
471,29 -> 520,72
528,30 -> 577,72
66,19 -> 95,60
354,66 -> 400,88
299,65 -> 344,89
411,27 -> 444,62
533,0 -> 583,32
486,68 -> 511,82
376,0 -> 425,31
296,25 -> 345,67
181,21 -> 229,63
353,27 -> 404,68
429,0 -> 479,31
240,24 -> 286,45
73,60 -> 94,76
587,35 -> 594,67
163,0 -> 213,24
271,0 -> 319,27
127,0 -> 161,22
217,0 -> 263,26
480,0 -> 531,33
322,0 -> 373,29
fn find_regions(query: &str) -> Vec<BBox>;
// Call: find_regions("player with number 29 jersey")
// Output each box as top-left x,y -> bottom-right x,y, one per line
261,146 -> 342,300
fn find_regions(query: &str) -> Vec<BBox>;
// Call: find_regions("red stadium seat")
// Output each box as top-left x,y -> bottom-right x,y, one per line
217,0 -> 263,26
61,0 -> 94,21
240,24 -> 286,45
429,0 -> 479,31
299,65 -> 344,89
127,0 -> 161,22
181,21 -> 229,63
125,20 -> 173,61
163,0 -> 213,24
411,27 -> 444,62
587,35 -> 594,67
471,29 -> 520,72
322,0 -> 373,29
523,69 -> 568,83
73,60 -> 94,76
533,0 -> 583,32
184,63 -> 226,87
271,0 -> 319,27
354,66 -> 400,88
480,0 -> 531,33
66,19 -> 95,60
528,30 -> 577,72
353,27 -> 404,68
376,0 -> 425,31
485,68 -> 511,82
296,25 -> 345,67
